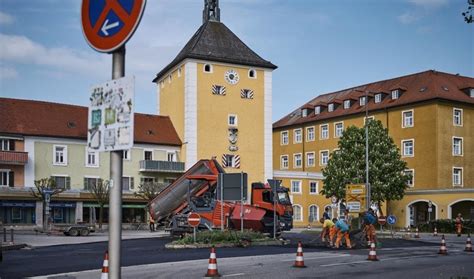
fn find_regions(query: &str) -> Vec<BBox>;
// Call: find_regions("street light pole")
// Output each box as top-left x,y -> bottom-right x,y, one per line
365,90 -> 370,211
109,46 -> 125,279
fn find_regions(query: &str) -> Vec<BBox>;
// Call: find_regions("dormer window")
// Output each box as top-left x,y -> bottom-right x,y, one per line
391,90 -> 400,100
375,94 -> 382,103
343,100 -> 351,109
470,88 -> 474,98
328,103 -> 334,112
302,109 -> 308,117
360,96 -> 367,106
315,106 -> 321,115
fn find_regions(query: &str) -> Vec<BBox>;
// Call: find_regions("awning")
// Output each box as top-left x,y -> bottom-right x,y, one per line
83,203 -> 146,209
0,200 -> 36,208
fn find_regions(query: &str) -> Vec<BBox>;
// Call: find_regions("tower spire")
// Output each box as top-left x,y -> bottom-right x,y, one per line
203,0 -> 220,24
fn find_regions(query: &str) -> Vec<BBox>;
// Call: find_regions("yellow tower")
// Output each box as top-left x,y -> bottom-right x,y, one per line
153,0 -> 277,184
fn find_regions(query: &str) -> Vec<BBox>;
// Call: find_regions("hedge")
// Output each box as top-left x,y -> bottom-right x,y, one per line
417,219 -> 473,234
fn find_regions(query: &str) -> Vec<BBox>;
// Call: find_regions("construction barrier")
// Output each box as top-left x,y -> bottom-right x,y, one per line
293,241 -> 306,268
465,234 -> 472,252
205,247 -> 220,277
367,242 -> 379,261
438,235 -> 448,255
101,251 -> 109,279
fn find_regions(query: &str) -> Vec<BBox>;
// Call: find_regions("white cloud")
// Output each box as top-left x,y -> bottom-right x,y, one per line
398,12 -> 420,24
0,11 -> 14,25
407,0 -> 449,9
0,33 -> 108,77
0,66 -> 18,79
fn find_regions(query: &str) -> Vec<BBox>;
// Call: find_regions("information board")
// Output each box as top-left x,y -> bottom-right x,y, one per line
345,184 -> 367,213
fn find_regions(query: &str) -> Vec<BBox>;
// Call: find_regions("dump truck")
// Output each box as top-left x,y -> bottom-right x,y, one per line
148,159 -> 293,236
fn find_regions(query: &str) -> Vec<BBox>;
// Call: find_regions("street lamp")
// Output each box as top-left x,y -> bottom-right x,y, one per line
365,90 -> 370,211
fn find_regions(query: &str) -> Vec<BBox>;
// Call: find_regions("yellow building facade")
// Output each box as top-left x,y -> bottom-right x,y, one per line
273,70 -> 474,228
153,2 -> 276,185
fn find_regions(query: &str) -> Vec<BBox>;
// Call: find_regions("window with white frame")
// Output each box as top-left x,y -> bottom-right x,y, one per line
85,150 -> 99,167
315,106 -> 321,114
309,181 -> 319,194
122,149 -> 131,160
402,110 -> 414,128
52,176 -> 70,190
280,155 -> 289,169
141,177 -> 156,185
404,169 -> 414,187
375,94 -> 382,103
122,176 -> 134,191
453,168 -> 463,187
281,131 -> 289,145
453,108 -> 463,126
343,100 -> 351,109
402,140 -> 414,157
144,150 -> 153,161
1,170 -> 10,186
306,127 -> 315,141
53,145 -> 68,165
306,152 -> 315,167
453,137 -> 463,156
309,205 -> 318,222
293,153 -> 302,168
334,122 -> 344,138
359,96 -> 367,106
291,180 -> 301,193
83,177 -> 100,190
228,114 -> 238,127
328,103 -> 334,112
294,129 -> 302,143
167,152 -> 177,162
391,90 -> 399,100
0,139 -> 12,151
293,205 -> 302,221
248,69 -> 256,79
203,64 -> 213,73
320,124 -> 329,139
320,150 -> 329,165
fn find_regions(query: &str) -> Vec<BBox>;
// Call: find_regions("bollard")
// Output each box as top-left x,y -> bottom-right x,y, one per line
10,228 -> 14,244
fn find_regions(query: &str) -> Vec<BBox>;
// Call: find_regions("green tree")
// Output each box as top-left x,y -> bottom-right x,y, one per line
462,4 -> 473,24
88,179 -> 109,230
31,178 -> 65,231
321,120 -> 411,215
135,181 -> 168,222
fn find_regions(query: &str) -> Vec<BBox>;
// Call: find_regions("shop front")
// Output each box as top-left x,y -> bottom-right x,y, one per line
0,200 -> 36,224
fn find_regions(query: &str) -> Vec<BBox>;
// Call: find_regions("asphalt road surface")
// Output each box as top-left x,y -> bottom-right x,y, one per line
1,233 -> 471,279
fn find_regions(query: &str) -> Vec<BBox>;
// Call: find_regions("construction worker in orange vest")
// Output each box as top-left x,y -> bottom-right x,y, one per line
363,209 -> 377,246
334,218 -> 352,249
455,213 -> 463,237
320,217 -> 336,247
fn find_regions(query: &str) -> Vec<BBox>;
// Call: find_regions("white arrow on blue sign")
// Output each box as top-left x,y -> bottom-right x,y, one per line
387,215 -> 397,225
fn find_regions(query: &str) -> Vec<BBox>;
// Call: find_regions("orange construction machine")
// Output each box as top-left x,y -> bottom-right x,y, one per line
148,159 -> 293,236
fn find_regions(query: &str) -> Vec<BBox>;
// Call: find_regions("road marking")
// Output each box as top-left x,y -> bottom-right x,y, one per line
281,253 -> 350,262
320,253 -> 444,267
223,273 -> 246,277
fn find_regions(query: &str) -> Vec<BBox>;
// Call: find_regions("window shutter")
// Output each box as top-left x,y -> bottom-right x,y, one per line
84,178 -> 88,190
130,177 -> 134,189
9,171 -> 14,187
65,177 -> 71,190
10,140 -> 15,151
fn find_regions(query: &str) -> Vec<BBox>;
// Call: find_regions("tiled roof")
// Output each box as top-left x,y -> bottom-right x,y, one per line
0,98 -> 182,146
273,70 -> 474,129
153,21 -> 277,82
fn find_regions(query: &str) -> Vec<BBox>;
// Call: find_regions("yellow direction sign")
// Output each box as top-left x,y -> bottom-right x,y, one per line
345,184 -> 366,213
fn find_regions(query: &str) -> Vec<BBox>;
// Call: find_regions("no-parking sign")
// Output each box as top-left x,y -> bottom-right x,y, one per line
81,0 -> 146,53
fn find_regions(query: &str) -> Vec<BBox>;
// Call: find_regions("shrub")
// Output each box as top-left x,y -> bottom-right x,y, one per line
418,219 -> 473,234
173,229 -> 267,245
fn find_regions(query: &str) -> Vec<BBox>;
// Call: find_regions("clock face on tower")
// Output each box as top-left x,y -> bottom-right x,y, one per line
224,69 -> 240,85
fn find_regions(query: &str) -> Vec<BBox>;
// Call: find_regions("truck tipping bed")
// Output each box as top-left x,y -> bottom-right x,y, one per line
148,159 -> 225,223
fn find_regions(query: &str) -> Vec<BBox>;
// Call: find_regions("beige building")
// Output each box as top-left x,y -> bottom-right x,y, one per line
273,70 -> 474,228
153,2 -> 276,185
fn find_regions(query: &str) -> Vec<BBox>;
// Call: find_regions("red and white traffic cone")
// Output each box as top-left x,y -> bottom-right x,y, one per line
293,241 -> 306,268
415,227 -> 420,238
367,242 -> 379,261
205,247 -> 220,277
433,227 -> 438,237
100,251 -> 109,279
465,234 -> 472,252
438,235 -> 448,255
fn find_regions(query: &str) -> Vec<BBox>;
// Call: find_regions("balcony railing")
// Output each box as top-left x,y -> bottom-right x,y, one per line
139,160 -> 185,173
0,151 -> 28,165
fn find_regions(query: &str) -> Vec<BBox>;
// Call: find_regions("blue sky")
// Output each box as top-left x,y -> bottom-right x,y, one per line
0,0 -> 472,121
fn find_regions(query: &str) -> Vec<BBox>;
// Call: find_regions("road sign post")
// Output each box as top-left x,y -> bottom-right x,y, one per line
81,1 -> 145,278
188,213 -> 201,243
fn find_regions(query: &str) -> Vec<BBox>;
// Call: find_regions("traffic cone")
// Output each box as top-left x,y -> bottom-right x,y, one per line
438,235 -> 448,255
433,227 -> 438,237
367,242 -> 379,261
205,247 -> 220,277
101,251 -> 109,279
465,234 -> 472,252
415,227 -> 420,238
293,241 -> 306,268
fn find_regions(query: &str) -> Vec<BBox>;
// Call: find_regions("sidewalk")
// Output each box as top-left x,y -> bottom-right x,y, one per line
3,229 -> 169,248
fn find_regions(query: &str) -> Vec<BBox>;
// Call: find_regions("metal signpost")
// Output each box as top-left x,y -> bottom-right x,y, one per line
428,200 -> 433,222
81,1 -> 145,278
44,189 -> 54,232
188,213 -> 201,243
387,215 -> 397,237
268,179 -> 282,239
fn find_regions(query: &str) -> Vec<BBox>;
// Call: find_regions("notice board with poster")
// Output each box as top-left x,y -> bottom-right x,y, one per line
87,76 -> 134,152
345,184 -> 367,213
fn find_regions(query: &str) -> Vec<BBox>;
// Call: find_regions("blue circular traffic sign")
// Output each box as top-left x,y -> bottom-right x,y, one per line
387,215 -> 397,225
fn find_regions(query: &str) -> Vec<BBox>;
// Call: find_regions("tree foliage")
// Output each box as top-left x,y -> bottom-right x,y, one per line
462,4 -> 473,24
134,181 -> 168,202
88,179 -> 109,229
321,120 -> 411,211
31,178 -> 65,231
